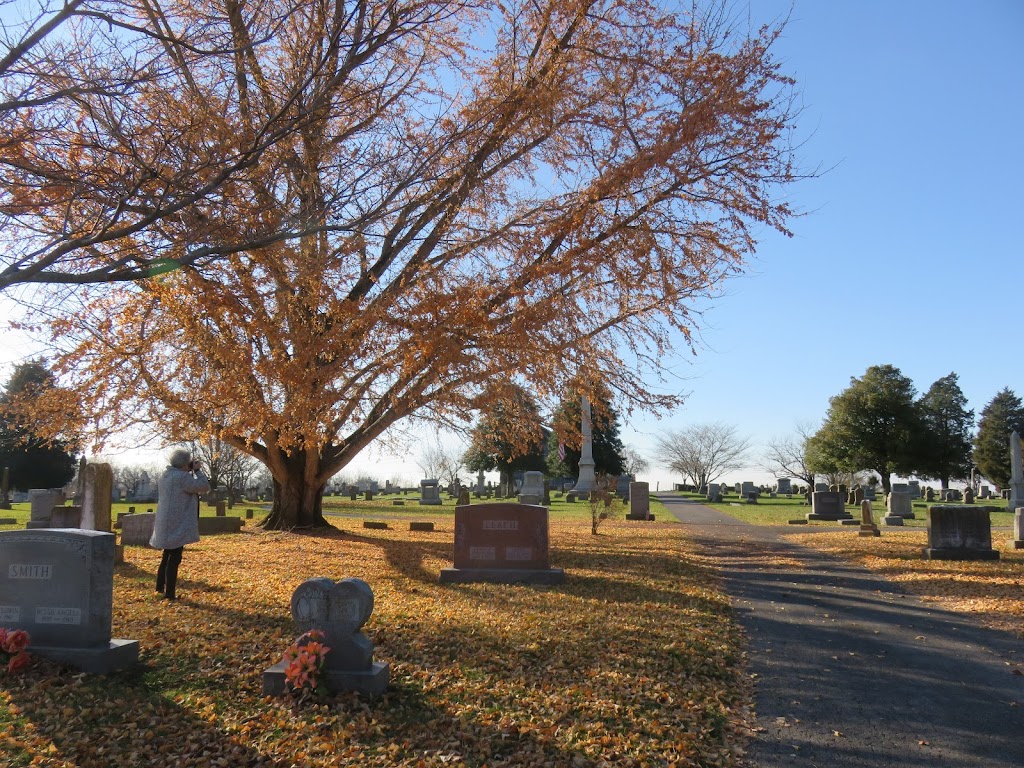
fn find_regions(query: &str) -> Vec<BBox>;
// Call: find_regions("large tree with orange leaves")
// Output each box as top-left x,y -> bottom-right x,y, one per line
16,0 -> 801,528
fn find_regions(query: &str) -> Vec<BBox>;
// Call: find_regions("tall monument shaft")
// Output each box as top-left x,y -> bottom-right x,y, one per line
573,395 -> 596,495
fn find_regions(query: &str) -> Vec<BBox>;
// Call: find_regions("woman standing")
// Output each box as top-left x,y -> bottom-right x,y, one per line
151,449 -> 210,600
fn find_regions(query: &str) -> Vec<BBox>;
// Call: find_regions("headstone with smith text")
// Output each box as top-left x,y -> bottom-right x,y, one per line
0,529 -> 138,672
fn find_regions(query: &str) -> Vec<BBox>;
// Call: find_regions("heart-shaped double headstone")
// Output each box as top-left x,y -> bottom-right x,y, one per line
290,577 -> 374,635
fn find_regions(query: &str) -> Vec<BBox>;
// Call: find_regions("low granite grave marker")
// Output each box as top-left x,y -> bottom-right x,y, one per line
120,513 -> 156,546
0,529 -> 138,672
440,503 -> 564,584
923,505 -> 999,560
886,490 -> 915,519
27,489 -> 64,529
263,576 -> 389,696
807,491 -> 852,521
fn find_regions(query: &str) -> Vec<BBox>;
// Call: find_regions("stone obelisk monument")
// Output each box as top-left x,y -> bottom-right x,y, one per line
572,395 -> 596,498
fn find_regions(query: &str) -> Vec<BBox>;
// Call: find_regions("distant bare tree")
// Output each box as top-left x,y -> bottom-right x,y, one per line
622,445 -> 650,478
656,423 -> 751,490
187,437 -> 261,506
417,438 -> 464,487
118,463 -> 159,498
761,421 -> 819,490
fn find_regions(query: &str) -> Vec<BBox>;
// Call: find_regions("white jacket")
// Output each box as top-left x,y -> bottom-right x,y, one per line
150,466 -> 211,550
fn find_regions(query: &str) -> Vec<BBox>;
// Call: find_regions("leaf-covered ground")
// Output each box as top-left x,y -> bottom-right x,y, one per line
789,528 -> 1024,638
1,517 -> 753,767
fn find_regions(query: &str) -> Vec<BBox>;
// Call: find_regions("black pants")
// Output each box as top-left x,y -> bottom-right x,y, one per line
156,547 -> 184,599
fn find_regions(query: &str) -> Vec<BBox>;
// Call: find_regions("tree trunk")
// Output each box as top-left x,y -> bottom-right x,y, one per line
879,469 -> 892,495
261,455 -> 330,530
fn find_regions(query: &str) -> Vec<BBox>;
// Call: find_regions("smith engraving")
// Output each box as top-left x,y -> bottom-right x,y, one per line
8,564 -> 53,579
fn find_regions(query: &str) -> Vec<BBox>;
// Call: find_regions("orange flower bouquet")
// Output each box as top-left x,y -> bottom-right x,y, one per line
0,628 -> 31,673
282,630 -> 331,695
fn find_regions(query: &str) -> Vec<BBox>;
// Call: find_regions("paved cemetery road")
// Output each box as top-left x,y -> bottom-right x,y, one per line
655,493 -> 1024,768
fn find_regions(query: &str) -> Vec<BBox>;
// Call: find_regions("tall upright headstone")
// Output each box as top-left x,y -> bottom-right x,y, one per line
626,482 -> 653,520
0,466 -> 11,510
572,395 -> 596,497
80,463 -> 114,532
1008,431 -> 1024,515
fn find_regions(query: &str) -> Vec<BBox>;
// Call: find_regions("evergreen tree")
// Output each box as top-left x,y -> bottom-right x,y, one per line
917,372 -> 973,489
463,385 -> 548,486
973,388 -> 1024,488
0,361 -> 78,492
546,390 -> 626,479
809,364 -> 922,494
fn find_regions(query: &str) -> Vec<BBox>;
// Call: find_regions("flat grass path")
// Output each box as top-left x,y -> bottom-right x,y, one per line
656,493 -> 1024,768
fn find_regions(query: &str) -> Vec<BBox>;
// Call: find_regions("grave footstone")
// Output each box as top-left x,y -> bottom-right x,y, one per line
0,529 -> 139,673
439,503 -> 564,584
263,576 -> 389,696
923,505 -> 999,560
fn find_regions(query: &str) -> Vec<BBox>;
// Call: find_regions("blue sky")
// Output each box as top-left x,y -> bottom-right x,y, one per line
619,0 -> 1024,488
2,1 -> 1022,487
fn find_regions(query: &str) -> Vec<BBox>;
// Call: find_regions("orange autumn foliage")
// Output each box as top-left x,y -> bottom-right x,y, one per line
12,0 -> 802,527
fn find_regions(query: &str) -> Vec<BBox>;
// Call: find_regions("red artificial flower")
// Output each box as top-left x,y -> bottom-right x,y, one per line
4,630 -> 29,654
7,651 -> 30,673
